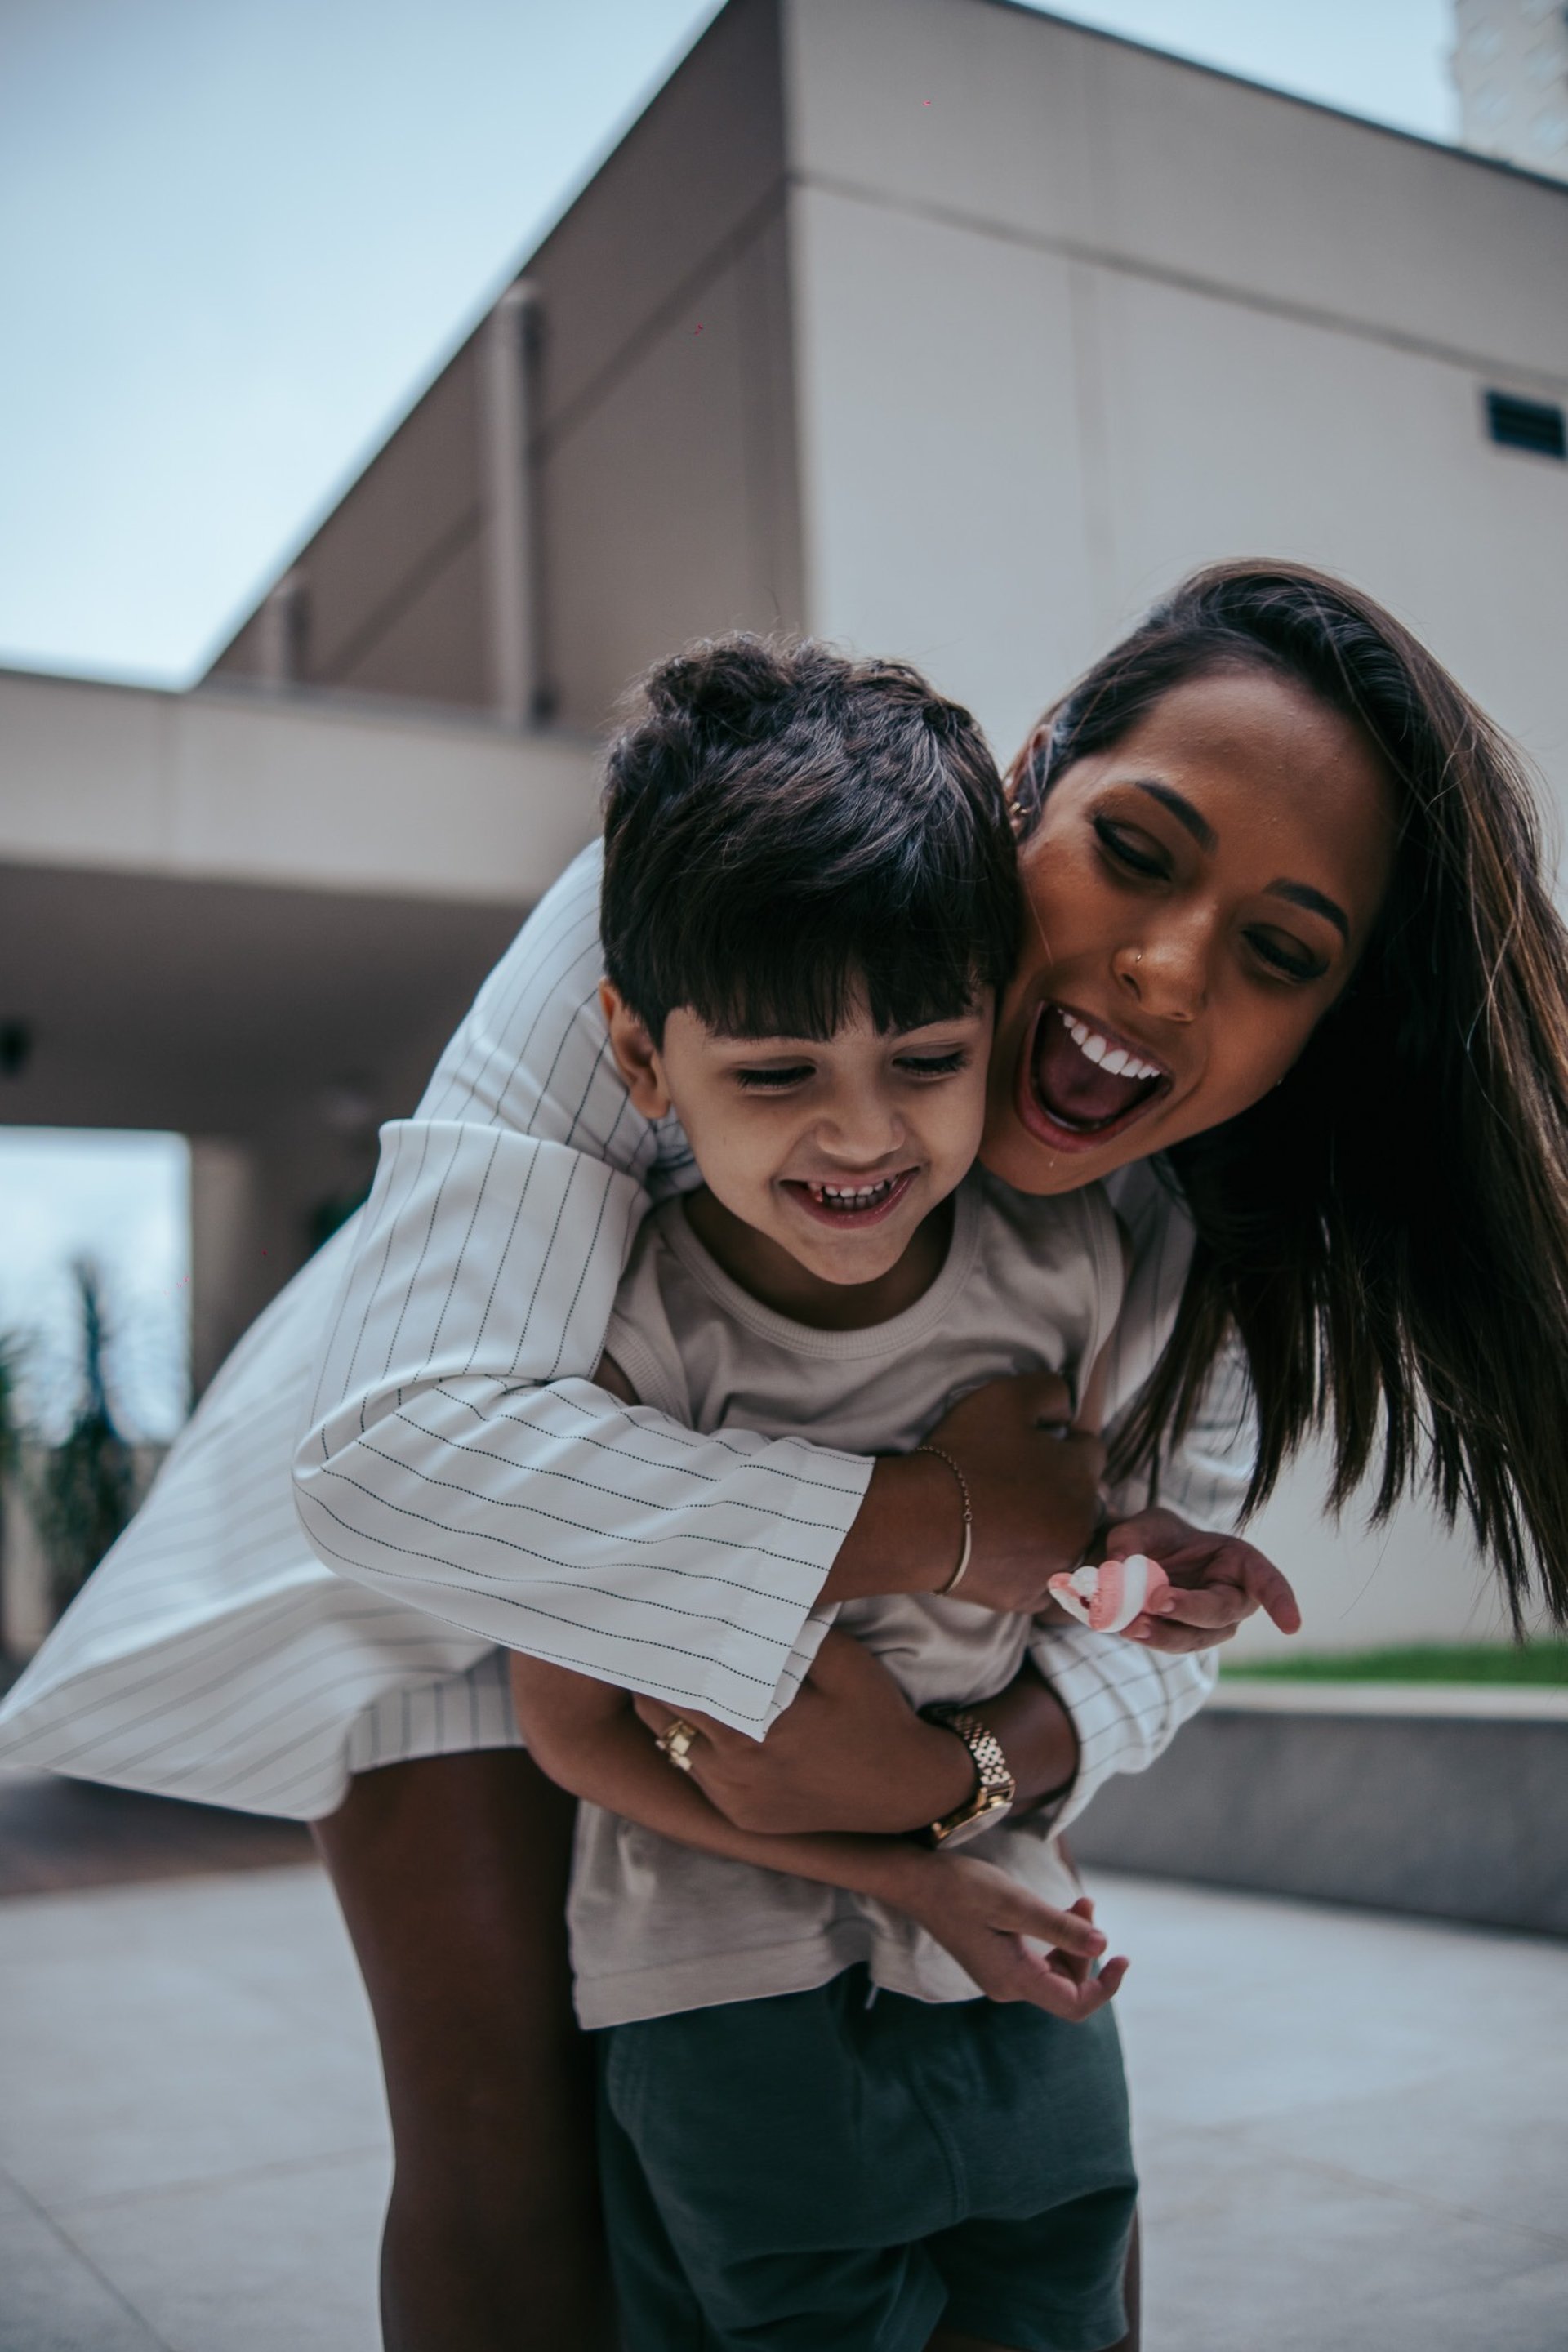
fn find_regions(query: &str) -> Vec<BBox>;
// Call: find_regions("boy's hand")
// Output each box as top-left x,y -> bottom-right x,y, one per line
1102,1508 -> 1302,1652
889,1859 -> 1128,2020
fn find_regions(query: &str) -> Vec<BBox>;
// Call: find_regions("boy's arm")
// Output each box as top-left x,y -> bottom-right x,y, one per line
507,1651 -> 1124,2020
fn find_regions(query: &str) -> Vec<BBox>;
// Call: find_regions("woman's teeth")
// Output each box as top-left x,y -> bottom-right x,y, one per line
1059,1009 -> 1161,1083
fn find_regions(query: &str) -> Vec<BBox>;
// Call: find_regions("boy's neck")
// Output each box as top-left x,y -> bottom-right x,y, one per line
682,1187 -> 956,1332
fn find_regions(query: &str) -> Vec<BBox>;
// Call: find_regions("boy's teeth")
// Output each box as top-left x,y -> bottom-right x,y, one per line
810,1177 -> 898,1206
1058,1009 -> 1159,1084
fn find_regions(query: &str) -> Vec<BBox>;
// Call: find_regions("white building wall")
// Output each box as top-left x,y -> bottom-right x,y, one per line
784,0 -> 1568,768
783,0 -> 1568,1652
1453,0 -> 1568,180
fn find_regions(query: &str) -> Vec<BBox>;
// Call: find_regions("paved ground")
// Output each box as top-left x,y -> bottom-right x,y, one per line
0,1773 -> 312,1900
0,1859 -> 1563,2352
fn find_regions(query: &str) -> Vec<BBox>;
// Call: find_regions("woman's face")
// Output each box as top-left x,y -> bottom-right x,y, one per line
982,666 -> 1398,1195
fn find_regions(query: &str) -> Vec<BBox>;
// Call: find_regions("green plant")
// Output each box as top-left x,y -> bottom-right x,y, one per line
0,1328 -> 30,1664
33,1263 -> 135,1619
1223,1641 -> 1568,1686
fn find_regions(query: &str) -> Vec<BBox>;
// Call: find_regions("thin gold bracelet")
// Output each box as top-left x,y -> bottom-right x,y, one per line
915,1443 -> 973,1596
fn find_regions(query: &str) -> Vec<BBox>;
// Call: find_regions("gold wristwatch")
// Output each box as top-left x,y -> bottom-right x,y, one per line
917,1704 -> 1017,1847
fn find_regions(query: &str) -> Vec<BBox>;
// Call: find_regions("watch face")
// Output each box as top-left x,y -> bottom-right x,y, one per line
934,1790 -> 1013,1849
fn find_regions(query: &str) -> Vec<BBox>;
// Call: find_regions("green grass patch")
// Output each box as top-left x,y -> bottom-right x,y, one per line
1222,1642 -> 1568,1686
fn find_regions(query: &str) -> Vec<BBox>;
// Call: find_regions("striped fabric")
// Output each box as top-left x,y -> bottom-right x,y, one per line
0,844 -> 1251,1821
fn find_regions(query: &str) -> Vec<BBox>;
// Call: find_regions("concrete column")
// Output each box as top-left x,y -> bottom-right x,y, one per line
189,1138 -> 267,1398
481,282 -> 542,727
255,569 -> 307,688
1,1465 -> 52,1660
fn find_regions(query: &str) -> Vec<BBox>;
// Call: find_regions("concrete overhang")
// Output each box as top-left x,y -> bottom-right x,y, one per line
0,666 -> 600,905
0,669 -> 601,1145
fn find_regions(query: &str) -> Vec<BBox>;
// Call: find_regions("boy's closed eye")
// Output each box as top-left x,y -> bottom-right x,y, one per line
733,1045 -> 975,1092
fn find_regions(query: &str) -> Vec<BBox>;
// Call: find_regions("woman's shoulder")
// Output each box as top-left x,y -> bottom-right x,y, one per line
968,1167 -> 1116,1288
405,842 -> 688,1181
1103,1157 -> 1191,1266
969,1160 -> 1194,1343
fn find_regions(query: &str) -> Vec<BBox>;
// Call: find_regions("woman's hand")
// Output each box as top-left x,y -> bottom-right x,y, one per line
825,1372 -> 1104,1615
634,1641 -> 1081,1837
1105,1507 -> 1303,1652
632,1632 -> 973,1834
882,1858 -> 1128,2020
927,1374 -> 1107,1612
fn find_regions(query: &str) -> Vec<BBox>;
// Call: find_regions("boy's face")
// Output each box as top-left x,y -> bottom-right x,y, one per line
602,981 -> 993,1287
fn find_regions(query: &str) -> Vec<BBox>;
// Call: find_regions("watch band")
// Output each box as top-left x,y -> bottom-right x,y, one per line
917,1703 -> 1017,1848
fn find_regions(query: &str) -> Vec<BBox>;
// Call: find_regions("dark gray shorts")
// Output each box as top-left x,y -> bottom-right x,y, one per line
599,1966 -> 1138,2352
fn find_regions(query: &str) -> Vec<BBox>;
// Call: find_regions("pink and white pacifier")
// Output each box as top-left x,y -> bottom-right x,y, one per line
1048,1553 -> 1170,1635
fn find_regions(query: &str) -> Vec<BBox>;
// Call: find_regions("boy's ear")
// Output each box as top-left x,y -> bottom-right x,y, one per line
600,980 -> 672,1119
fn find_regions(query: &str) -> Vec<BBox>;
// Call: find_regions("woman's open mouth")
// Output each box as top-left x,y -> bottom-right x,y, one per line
1018,1003 -> 1171,1153
782,1170 -> 918,1227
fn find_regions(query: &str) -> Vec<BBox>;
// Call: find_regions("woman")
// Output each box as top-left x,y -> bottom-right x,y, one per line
5,562 -> 1566,2351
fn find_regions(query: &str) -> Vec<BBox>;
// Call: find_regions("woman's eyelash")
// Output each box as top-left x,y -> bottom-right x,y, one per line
1092,816 -> 1167,877
1246,933 -> 1325,983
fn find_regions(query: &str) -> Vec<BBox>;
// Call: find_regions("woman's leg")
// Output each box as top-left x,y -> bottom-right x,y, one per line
313,1749 -> 615,2352
926,2211 -> 1141,2352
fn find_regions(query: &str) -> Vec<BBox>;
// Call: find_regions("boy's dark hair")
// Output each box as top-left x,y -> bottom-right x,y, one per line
600,636 -> 1015,1045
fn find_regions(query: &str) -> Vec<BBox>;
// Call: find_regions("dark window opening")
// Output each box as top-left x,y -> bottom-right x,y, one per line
1485,390 -> 1566,461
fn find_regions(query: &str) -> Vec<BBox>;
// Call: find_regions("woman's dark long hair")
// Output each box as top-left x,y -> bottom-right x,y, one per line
1011,560 -> 1568,1629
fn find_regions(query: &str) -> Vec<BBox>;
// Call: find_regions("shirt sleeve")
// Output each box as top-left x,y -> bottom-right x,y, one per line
291,845 -> 869,1736
1027,1628 -> 1218,1834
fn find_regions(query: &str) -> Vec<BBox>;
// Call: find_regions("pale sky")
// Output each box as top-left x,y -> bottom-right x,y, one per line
0,0 -> 1455,688
0,1 -> 1457,1431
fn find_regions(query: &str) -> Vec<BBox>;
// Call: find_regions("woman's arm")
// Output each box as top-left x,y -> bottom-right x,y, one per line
508,1652 -> 1123,2020
292,847 -> 871,1739
631,1631 -> 1076,1836
292,850 -> 1107,1738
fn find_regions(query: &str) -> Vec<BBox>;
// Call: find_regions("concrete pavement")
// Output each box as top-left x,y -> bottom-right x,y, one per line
0,1861 -> 1562,2350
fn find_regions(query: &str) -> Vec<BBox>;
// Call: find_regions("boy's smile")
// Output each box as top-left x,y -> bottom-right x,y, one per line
782,1168 -> 920,1228
601,981 -> 993,1326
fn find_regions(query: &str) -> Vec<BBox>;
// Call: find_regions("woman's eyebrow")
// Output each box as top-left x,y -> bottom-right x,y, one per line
1133,780 -> 1217,852
1267,879 -> 1350,941
1127,781 -> 1351,940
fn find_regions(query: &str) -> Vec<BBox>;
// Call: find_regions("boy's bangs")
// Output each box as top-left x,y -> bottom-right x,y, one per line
685,900 -> 987,1042
599,636 -> 1019,1046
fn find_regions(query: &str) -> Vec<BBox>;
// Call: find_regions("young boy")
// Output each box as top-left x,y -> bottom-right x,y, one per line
511,637 -> 1142,2351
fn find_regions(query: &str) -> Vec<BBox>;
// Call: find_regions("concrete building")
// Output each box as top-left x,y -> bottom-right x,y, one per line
1,669 -> 599,1390
1453,0 -> 1568,180
9,0 -> 1568,1644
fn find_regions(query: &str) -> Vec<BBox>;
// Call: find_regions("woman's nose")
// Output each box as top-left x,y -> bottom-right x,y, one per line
1111,924 -> 1210,1020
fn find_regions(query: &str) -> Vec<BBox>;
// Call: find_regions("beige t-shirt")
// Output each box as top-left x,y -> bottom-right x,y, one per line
570,1168 -> 1124,2028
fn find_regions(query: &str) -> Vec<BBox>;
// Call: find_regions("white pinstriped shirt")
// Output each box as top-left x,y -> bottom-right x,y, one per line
0,845 -> 1251,1822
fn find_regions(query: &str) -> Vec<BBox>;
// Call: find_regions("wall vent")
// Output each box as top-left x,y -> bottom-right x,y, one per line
1485,390 -> 1566,460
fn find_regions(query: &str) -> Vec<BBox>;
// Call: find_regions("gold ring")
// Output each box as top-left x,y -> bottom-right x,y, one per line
654,1717 -> 700,1773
